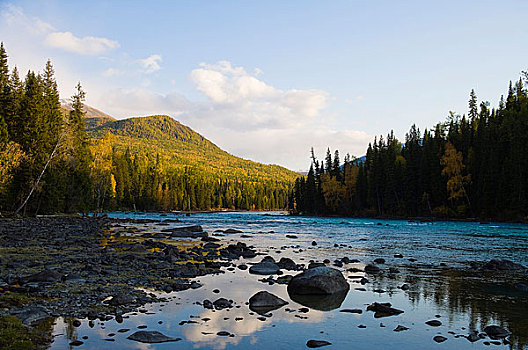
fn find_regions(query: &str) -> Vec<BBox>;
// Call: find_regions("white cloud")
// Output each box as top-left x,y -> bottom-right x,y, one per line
101,68 -> 123,77
345,95 -> 364,104
1,4 -> 118,59
95,88 -> 189,118
44,31 -> 119,55
1,4 -> 54,35
93,61 -> 371,170
189,61 -> 328,130
140,54 -> 162,73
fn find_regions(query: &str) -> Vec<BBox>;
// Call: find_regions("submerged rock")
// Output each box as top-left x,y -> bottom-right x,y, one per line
467,331 -> 480,342
366,302 -> 404,318
306,340 -> 332,348
483,325 -> 511,339
433,336 -> 447,343
213,298 -> 233,310
127,331 -> 181,343
340,308 -> 362,314
425,320 -> 442,327
287,266 -> 349,295
364,264 -> 380,273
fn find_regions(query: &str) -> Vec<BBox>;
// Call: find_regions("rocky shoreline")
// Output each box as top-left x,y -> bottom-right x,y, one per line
0,216 -> 259,348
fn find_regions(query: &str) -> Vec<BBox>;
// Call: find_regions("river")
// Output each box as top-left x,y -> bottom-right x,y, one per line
50,211 -> 528,349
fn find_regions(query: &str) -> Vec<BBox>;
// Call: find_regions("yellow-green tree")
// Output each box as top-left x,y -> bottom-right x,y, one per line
441,141 -> 472,214
321,173 -> 346,213
90,132 -> 115,213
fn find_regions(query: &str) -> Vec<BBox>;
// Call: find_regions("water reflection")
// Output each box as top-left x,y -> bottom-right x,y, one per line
288,290 -> 348,311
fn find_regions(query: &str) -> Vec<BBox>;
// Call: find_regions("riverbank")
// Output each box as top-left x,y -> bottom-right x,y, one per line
0,216 -> 256,348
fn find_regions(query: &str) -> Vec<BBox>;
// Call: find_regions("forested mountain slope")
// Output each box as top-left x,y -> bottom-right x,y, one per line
86,114 -> 298,183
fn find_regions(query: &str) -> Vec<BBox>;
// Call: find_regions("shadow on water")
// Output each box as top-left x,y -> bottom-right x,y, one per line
288,290 -> 348,311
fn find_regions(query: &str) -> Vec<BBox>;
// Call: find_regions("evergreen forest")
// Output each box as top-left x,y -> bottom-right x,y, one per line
0,44 -> 293,214
292,72 -> 528,221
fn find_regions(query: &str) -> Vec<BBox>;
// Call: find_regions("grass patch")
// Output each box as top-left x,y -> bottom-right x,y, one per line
0,293 -> 32,308
0,315 -> 48,350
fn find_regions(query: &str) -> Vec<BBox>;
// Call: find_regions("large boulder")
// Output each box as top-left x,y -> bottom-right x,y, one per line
249,291 -> 288,314
287,267 -> 349,295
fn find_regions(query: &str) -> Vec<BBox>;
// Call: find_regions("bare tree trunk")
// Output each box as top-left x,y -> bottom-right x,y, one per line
15,138 -> 62,216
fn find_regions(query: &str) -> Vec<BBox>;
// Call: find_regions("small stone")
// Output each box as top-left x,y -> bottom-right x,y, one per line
306,340 -> 332,348
339,309 -> 362,314
433,336 -> 447,343
394,325 -> 409,332
364,264 -> 380,273
426,320 -> 442,327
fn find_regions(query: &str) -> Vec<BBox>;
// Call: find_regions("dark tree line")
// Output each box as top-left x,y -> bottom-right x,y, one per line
0,44 -> 291,214
0,43 -> 92,214
293,72 -> 528,220
104,148 -> 290,212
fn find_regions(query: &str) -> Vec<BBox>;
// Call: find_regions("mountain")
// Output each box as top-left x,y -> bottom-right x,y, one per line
60,99 -> 116,129
86,114 -> 298,183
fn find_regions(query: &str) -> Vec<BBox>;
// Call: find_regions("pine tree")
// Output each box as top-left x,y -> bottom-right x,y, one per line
41,60 -> 63,151
468,89 -> 478,126
332,149 -> 341,181
65,82 -> 92,212
0,42 -> 9,147
325,148 -> 332,174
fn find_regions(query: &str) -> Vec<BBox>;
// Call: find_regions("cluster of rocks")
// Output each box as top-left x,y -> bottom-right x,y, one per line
0,216 -> 260,329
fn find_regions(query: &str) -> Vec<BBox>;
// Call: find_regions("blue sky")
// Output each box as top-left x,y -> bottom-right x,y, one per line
1,0 -> 527,170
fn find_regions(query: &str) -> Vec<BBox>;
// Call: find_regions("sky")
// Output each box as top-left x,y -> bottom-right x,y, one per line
1,0 -> 527,171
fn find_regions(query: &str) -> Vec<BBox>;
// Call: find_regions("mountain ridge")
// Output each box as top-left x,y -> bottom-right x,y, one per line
75,104 -> 298,183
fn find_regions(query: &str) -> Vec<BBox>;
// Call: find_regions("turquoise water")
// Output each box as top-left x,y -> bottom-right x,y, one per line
50,211 -> 528,349
110,211 -> 528,267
